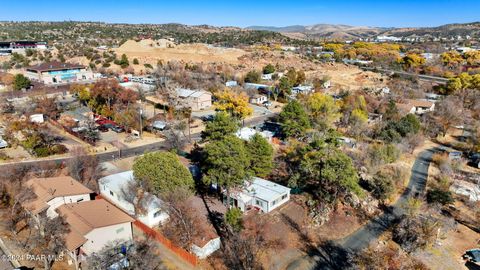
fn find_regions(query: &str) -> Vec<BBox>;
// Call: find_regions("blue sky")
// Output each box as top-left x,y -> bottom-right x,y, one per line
2,0 -> 479,28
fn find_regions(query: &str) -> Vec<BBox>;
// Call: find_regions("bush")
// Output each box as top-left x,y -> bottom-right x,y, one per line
427,188 -> 454,205
144,63 -> 153,69
133,58 -> 139,65
225,208 -> 243,232
244,70 -> 261,83
51,144 -> 68,155
33,146 -> 51,157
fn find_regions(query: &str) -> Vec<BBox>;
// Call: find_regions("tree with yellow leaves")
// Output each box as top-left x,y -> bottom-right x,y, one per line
214,89 -> 253,119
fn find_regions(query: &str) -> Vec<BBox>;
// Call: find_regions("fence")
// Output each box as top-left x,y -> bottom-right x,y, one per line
133,220 -> 198,266
95,195 -> 198,266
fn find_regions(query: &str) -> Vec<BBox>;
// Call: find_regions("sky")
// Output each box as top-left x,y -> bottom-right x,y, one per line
2,0 -> 480,28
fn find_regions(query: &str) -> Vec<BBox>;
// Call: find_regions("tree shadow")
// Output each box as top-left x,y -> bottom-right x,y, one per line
465,261 -> 480,270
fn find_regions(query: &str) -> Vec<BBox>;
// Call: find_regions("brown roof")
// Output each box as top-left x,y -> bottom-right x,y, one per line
26,61 -> 85,72
24,176 -> 93,215
407,99 -> 434,108
57,200 -> 135,251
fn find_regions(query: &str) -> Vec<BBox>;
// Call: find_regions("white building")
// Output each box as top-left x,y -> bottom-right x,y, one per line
225,80 -> 238,87
235,127 -> 273,142
23,176 -> 93,219
99,171 -> 169,228
57,199 -> 134,260
228,177 -> 291,213
25,61 -> 94,85
249,94 -> 268,105
292,85 -> 314,95
261,73 -> 274,81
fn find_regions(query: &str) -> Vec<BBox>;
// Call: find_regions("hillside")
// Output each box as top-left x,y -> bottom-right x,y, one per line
248,22 -> 480,40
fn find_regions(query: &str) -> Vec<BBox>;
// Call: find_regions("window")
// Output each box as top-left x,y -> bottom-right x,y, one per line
76,198 -> 84,203
255,200 -> 263,207
281,194 -> 287,200
153,211 -> 162,218
272,200 -> 277,206
116,227 -> 124,234
110,190 -> 114,197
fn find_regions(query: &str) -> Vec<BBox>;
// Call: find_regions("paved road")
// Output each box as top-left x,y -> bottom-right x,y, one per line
0,113 -> 277,171
285,147 -> 437,270
0,249 -> 14,270
362,67 -> 449,84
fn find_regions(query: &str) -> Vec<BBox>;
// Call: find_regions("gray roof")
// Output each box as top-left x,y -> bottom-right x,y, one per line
244,177 -> 290,202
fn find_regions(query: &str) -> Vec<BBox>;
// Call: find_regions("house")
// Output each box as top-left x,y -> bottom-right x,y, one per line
57,200 -> 135,261
187,196 -> 223,259
23,176 -> 93,219
176,88 -> 212,111
396,103 -> 416,116
25,61 -> 94,84
99,171 -> 169,228
119,81 -> 156,94
225,80 -> 238,87
407,99 -> 435,115
249,94 -> 268,105
244,83 -> 270,91
0,138 -> 8,149
261,73 -> 274,81
235,127 -> 273,141
228,177 -> 291,213
29,114 -> 45,123
292,85 -> 314,95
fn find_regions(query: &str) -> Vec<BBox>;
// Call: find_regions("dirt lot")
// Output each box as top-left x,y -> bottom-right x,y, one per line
114,39 -> 246,70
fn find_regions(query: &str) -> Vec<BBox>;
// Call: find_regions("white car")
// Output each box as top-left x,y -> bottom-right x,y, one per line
0,138 -> 8,149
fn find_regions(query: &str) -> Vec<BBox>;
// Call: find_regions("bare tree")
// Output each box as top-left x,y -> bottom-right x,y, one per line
67,147 -> 103,192
88,237 -> 164,270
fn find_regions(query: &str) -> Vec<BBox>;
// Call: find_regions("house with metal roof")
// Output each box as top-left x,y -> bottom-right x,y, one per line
99,171 -> 169,228
176,88 -> 212,111
228,177 -> 291,213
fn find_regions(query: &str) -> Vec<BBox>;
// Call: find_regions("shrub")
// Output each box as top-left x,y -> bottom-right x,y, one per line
427,188 -> 454,205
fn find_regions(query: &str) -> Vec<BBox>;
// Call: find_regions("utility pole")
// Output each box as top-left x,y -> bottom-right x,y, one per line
139,101 -> 143,139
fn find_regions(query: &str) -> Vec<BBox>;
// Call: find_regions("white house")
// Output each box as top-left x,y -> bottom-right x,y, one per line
406,99 -> 435,115
225,80 -> 238,87
249,94 -> 268,105
29,114 -> 45,123
23,176 -> 93,219
292,85 -> 314,95
261,73 -> 274,81
25,61 -> 94,85
99,171 -> 169,228
191,238 -> 221,259
235,127 -> 273,142
57,199 -> 134,261
228,177 -> 291,213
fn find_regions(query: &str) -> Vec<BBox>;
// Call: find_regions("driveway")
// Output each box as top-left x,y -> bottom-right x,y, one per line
283,148 -> 437,270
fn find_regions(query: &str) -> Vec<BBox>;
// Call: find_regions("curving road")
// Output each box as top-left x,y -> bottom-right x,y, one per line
286,147 -> 437,270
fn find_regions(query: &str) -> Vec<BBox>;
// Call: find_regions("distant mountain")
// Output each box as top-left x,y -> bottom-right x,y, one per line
247,22 -> 480,40
247,24 -> 387,39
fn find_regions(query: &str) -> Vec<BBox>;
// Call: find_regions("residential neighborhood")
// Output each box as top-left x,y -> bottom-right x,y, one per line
0,2 -> 480,270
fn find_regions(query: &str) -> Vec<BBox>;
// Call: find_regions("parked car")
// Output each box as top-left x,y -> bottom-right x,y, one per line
111,126 -> 125,133
263,101 -> 272,107
0,138 -> 7,149
98,125 -> 109,132
448,151 -> 463,160
463,249 -> 480,265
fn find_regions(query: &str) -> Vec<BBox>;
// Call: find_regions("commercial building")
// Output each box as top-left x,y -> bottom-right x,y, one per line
25,61 -> 94,85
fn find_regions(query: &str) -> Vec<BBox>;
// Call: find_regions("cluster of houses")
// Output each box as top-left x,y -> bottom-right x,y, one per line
21,158 -> 291,265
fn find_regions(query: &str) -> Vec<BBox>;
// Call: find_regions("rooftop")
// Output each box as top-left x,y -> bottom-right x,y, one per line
26,61 -> 85,72
24,176 -> 93,214
57,199 -> 135,251
176,88 -> 211,98
243,177 -> 290,202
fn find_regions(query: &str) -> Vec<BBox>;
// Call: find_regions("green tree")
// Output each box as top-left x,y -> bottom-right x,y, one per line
295,70 -> 306,86
247,134 -> 274,177
244,70 -> 260,83
279,100 -> 311,138
133,152 -> 194,194
201,112 -> 239,141
297,142 -> 362,204
118,54 -> 129,68
286,68 -> 297,85
133,58 -> 139,65
278,76 -> 292,96
13,74 -> 31,91
262,64 -> 275,74
225,208 -> 243,232
203,136 -> 251,201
